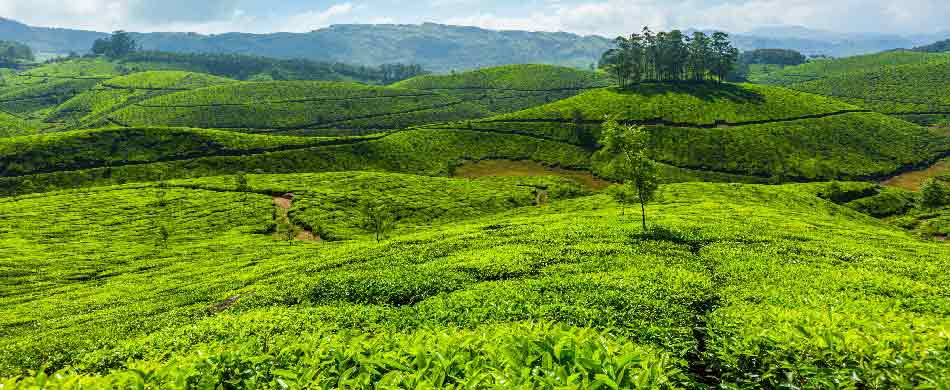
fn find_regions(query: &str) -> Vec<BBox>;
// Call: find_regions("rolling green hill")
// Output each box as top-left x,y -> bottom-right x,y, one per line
789,61 -> 950,125
0,127 -> 591,195
392,64 -> 612,114
101,81 -> 494,136
46,71 -> 237,127
0,59 -> 120,118
0,175 -> 947,387
0,111 -> 41,137
749,50 -> 950,86
428,82 -> 948,181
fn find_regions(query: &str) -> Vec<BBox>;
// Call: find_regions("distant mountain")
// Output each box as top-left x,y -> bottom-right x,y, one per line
0,17 -> 106,55
1,18 -> 948,72
914,39 -> 950,53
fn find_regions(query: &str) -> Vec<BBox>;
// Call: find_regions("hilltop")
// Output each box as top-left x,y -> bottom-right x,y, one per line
393,64 -> 612,114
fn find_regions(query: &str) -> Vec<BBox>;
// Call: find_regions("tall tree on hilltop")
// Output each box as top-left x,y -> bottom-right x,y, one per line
599,27 -> 738,86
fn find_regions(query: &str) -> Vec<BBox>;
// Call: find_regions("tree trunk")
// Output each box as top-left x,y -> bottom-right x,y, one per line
640,202 -> 647,231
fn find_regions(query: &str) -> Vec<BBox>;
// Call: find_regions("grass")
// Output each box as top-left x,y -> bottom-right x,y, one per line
393,64 -> 612,114
104,81 -> 494,135
0,176 -> 947,387
46,71 -> 236,127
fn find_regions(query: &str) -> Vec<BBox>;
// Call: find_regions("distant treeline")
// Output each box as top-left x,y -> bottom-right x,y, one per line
0,40 -> 34,67
740,49 -> 807,67
88,31 -> 428,84
599,28 -> 740,87
122,51 -> 428,84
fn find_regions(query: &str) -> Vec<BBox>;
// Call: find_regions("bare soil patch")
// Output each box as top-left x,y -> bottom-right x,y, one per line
882,158 -> 950,191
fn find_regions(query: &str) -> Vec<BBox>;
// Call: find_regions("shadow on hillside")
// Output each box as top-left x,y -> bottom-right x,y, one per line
615,82 -> 765,103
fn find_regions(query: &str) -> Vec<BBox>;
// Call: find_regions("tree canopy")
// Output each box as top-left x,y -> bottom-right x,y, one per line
599,28 -> 739,87
0,40 -> 34,67
91,31 -> 138,58
741,49 -> 807,67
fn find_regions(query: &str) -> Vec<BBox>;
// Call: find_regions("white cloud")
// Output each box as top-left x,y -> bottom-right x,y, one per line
282,3 -> 356,32
445,0 -> 950,36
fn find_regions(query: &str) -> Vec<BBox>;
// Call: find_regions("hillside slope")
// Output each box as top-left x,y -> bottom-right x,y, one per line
393,64 -> 612,114
789,61 -> 950,125
433,83 -> 949,180
750,51 -> 950,86
103,81 -> 494,135
0,59 -> 120,118
47,71 -> 237,127
0,177 -> 946,387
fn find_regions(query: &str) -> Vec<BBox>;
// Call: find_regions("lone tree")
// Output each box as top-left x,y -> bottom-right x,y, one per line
358,200 -> 396,243
234,172 -> 251,201
597,118 -> 660,230
920,179 -> 949,210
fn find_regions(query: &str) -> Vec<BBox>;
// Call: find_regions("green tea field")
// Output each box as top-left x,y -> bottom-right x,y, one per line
1,31 -> 950,389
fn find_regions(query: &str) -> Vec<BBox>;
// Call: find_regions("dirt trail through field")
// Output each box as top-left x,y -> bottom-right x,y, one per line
882,158 -> 950,191
272,195 -> 320,241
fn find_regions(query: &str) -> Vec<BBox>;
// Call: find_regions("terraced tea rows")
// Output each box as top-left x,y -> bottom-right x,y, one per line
430,83 -> 949,181
393,64 -> 612,114
105,81 -> 494,135
0,176 -> 946,387
47,71 -> 237,127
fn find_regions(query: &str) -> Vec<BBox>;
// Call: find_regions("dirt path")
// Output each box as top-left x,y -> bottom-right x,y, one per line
882,158 -> 950,191
272,195 -> 320,241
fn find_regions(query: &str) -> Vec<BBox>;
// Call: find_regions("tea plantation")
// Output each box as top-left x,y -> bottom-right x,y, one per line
393,64 -> 612,114
1,55 -> 950,389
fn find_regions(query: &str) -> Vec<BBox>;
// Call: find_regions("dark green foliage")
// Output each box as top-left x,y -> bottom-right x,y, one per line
920,178 -> 949,210
601,28 -> 739,86
91,31 -> 137,58
121,51 -> 426,84
0,40 -> 33,67
741,48 -> 807,67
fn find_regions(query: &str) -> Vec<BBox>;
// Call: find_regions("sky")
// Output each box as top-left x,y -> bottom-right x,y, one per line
0,0 -> 948,37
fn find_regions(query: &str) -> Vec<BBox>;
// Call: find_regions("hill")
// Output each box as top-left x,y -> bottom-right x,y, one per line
431,83 -> 949,180
0,175 -> 947,387
790,61 -> 950,125
0,127 -> 590,195
0,58 -> 120,118
392,64 -> 612,114
914,39 -> 950,52
0,111 -> 41,137
101,81 -> 494,136
749,51 -> 950,85
46,71 -> 237,127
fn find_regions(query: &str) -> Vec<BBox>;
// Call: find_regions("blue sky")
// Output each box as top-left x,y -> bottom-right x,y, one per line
1,0 -> 948,36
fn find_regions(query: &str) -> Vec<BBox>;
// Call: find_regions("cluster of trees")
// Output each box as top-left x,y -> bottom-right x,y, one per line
599,28 -> 740,87
920,179 -> 949,210
92,31 -> 138,58
0,40 -> 34,67
740,49 -> 807,67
